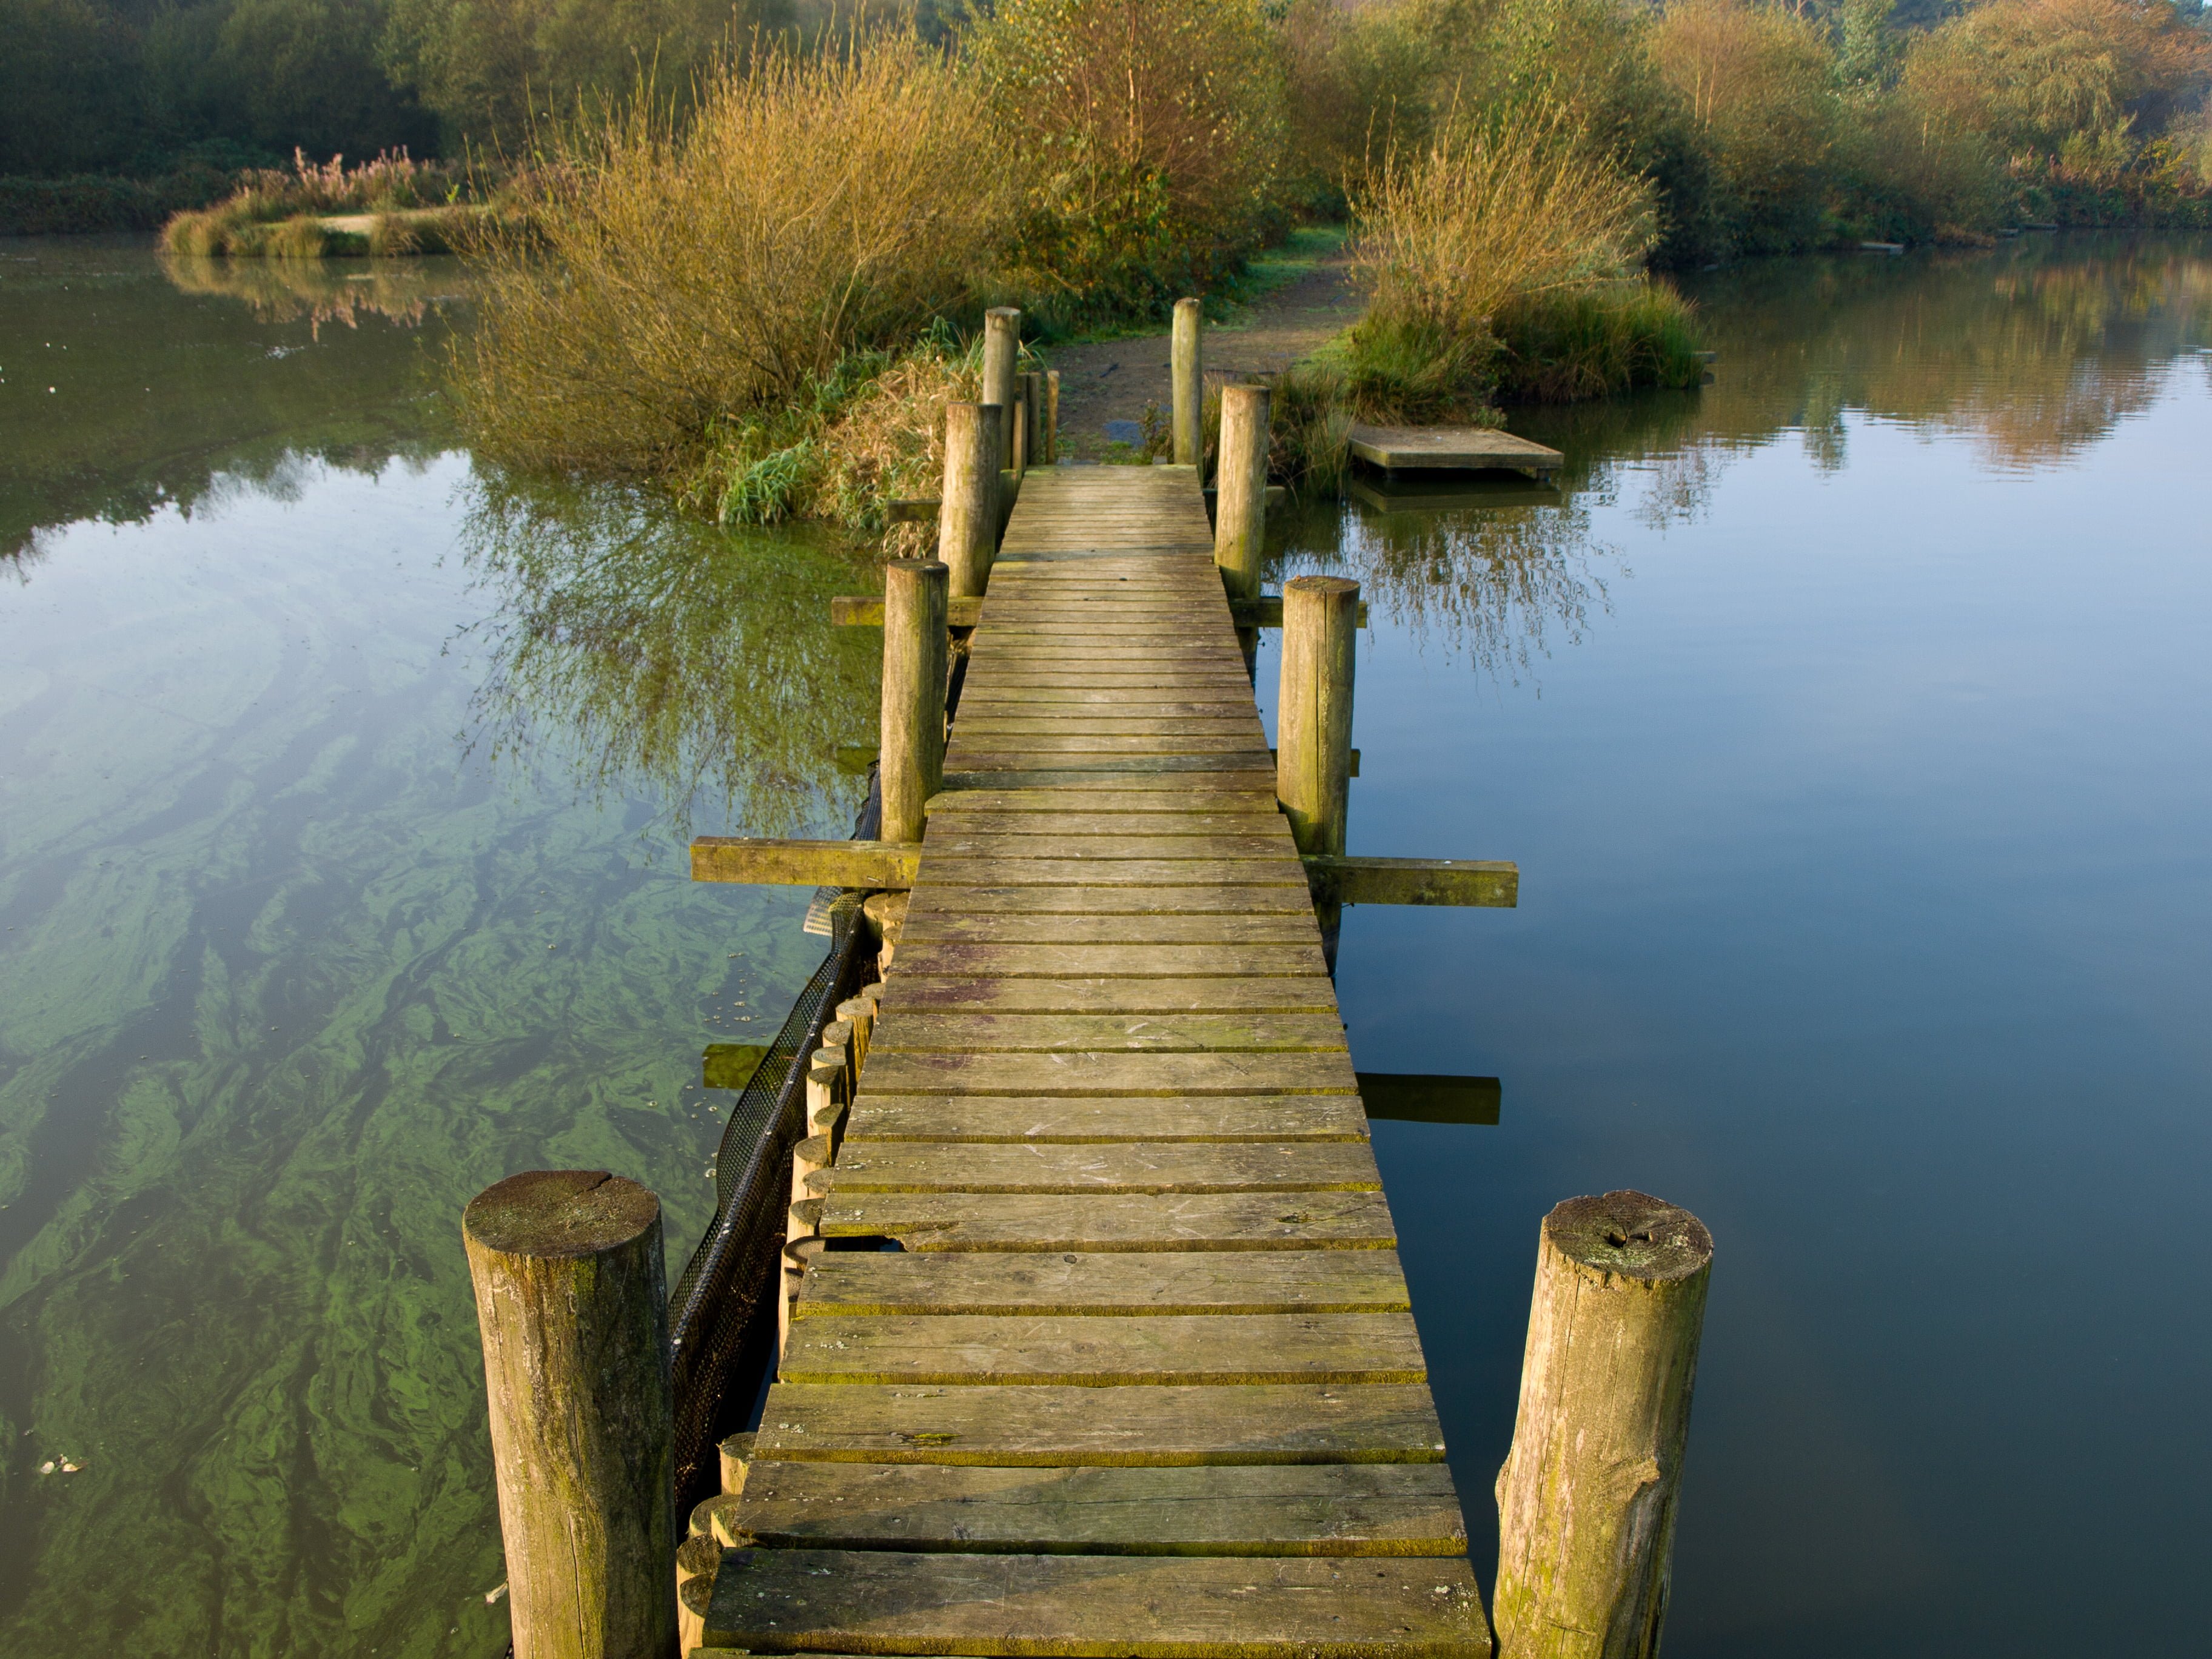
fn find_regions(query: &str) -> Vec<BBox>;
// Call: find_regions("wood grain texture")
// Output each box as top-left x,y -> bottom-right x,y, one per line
816,1189 -> 1395,1252
857,1050 -> 1358,1098
748,1384 -> 1447,1466
820,1140 -> 1379,1195
796,1250 -> 1410,1316
700,1548 -> 1492,1656
843,1094 -> 1370,1144
868,1010 -> 1348,1053
873,978 -> 1343,1014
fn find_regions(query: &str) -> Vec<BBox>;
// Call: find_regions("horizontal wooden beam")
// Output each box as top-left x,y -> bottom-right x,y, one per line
830,596 -> 1367,628
1304,855 -> 1518,908
690,837 -> 922,888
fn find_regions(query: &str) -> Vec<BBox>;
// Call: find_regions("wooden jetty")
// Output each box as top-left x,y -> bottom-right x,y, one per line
700,462 -> 1493,1655
1346,424 -> 1563,483
461,313 -> 1717,1659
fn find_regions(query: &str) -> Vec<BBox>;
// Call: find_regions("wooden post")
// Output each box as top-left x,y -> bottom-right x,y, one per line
1214,383 -> 1269,603
879,559 -> 948,845
1011,396 -> 1028,476
1277,574 -> 1357,857
937,403 -> 996,599
1045,370 -> 1061,462
1020,371 -> 1044,468
1171,297 -> 1203,466
463,1170 -> 675,1659
1493,1191 -> 1713,1659
983,307 -> 1021,461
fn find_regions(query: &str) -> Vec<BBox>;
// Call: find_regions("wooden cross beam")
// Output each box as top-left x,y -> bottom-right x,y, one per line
690,839 -> 1517,908
829,595 -> 1367,629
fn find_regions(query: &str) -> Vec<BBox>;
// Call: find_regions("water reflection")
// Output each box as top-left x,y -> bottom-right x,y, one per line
456,474 -> 879,838
158,254 -> 469,336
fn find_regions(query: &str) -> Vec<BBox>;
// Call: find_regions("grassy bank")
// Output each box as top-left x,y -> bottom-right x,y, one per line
157,149 -> 502,257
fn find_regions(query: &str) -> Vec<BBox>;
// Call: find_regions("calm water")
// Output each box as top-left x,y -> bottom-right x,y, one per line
2,234 -> 2207,1655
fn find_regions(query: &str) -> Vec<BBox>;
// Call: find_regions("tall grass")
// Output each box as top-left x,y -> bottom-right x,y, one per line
459,34 -> 1017,483
1490,280 -> 1704,401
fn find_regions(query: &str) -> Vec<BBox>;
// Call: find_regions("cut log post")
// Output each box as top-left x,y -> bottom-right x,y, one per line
462,1170 -> 675,1659
718,1430 -> 756,1496
779,1235 -> 825,1358
1045,370 -> 1061,461
837,996 -> 875,1074
1278,575 -> 1359,858
1493,1191 -> 1714,1659
1011,396 -> 1028,475
937,404 -> 996,600
1214,383 -> 1270,605
1171,297 -> 1204,466
983,307 -> 1021,461
879,560 -> 949,844
1021,371 -> 1045,469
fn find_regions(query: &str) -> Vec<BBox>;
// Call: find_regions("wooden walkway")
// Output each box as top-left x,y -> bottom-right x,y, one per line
703,466 -> 1491,1657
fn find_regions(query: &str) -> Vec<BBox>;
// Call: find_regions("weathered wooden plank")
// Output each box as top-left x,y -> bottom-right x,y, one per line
903,884 -> 1316,917
941,768 -> 1280,791
748,1382 -> 1447,1466
816,1189 -> 1395,1252
927,788 -> 1278,813
822,1141 -> 1378,1195
859,1050 -> 1358,1098
869,1011 -> 1346,1053
923,834 -> 1293,859
954,719 -> 1266,738
890,942 -> 1331,979
732,1463 -> 1467,1555
1304,856 -> 1520,909
912,859 -> 1306,889
795,1250 -> 1409,1316
897,913 -> 1322,947
691,837 -> 920,888
874,977 -> 1342,1014
779,1312 -> 1428,1386
844,1094 -> 1369,1144
922,816 -> 1282,839
945,735 -> 1272,756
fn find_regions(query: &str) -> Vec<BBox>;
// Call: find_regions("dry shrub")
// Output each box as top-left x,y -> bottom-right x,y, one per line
460,33 -> 1018,478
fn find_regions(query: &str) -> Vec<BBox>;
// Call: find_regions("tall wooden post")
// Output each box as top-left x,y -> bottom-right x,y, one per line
1171,297 -> 1203,466
1011,397 -> 1028,476
1214,383 -> 1270,605
464,1170 -> 675,1659
938,402 -> 996,598
1493,1191 -> 1713,1659
879,559 -> 948,844
982,307 -> 1021,463
1045,370 -> 1061,462
1021,370 -> 1045,468
1277,574 -> 1356,858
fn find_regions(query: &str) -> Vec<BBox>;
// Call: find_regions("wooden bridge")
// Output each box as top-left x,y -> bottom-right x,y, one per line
692,462 -> 1492,1657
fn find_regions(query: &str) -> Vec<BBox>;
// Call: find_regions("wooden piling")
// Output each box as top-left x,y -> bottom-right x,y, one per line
1045,370 -> 1061,462
879,559 -> 949,845
1171,298 -> 1204,466
1493,1191 -> 1712,1659
937,404 -> 997,600
1214,383 -> 1270,603
1021,371 -> 1045,469
983,307 -> 1021,461
1012,397 -> 1028,476
1277,574 -> 1358,858
463,1170 -> 675,1659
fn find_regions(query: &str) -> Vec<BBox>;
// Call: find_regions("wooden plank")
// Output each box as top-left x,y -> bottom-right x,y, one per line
816,1189 -> 1395,1251
1347,420 -> 1562,477
732,1463 -> 1467,1556
923,835 -> 1292,859
843,1095 -> 1369,1144
896,914 -> 1322,947
701,1551 -> 1492,1656
747,1382 -> 1447,1466
858,1051 -> 1358,1098
779,1312 -> 1428,1386
922,813 -> 1284,836
691,837 -> 920,888
869,1011 -> 1347,1053
795,1250 -> 1409,1316
954,719 -> 1266,737
903,885 -> 1316,917
822,1141 -> 1379,1195
873,973 -> 1344,1014
927,788 -> 1278,813
945,736 -> 1272,757
941,769 -> 1279,791
911,859 -> 1305,889
1304,856 -> 1520,908
890,942 -> 1330,979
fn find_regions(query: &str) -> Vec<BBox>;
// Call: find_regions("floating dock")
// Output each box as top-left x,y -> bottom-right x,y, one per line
1346,423 -> 1563,482
700,465 -> 1492,1657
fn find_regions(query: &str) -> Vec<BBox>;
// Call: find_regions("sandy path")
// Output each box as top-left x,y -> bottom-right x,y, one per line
1041,245 -> 1365,457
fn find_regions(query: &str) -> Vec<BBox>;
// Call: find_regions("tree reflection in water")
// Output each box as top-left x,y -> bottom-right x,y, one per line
456,471 -> 880,838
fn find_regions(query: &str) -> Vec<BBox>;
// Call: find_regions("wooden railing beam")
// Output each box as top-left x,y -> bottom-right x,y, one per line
690,837 -> 923,889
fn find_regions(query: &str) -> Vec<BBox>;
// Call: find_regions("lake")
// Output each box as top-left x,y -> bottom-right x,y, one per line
2,233 -> 2207,1657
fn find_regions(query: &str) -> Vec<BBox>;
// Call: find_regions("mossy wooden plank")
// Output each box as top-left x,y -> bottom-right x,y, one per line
875,977 -> 1341,1014
942,768 -> 1279,791
816,1189 -> 1394,1252
922,815 -> 1282,837
690,837 -> 921,887
779,1312 -> 1427,1386
700,1549 -> 1491,1657
732,1463 -> 1467,1555
822,1140 -> 1378,1195
748,1383 -> 1446,1466
953,719 -> 1265,738
858,1050 -> 1358,1098
844,1094 -> 1368,1144
923,835 -> 1293,859
903,884 -> 1314,917
795,1250 -> 1408,1316
890,942 -> 1330,979
869,1011 -> 1346,1054
1304,857 -> 1520,909
928,787 -> 1278,813
954,690 -> 1257,709
897,914 -> 1321,947
911,859 -> 1306,889
944,736 -> 1270,759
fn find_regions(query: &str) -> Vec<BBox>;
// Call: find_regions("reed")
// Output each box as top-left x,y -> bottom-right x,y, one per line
1489,279 -> 1704,401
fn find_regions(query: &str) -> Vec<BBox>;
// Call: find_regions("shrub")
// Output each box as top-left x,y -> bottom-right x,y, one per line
458,33 -> 1017,480
1489,280 -> 1704,401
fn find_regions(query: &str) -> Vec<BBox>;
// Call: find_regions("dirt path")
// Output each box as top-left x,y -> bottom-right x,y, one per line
1041,237 -> 1365,458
